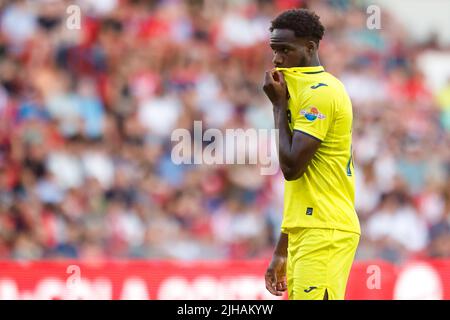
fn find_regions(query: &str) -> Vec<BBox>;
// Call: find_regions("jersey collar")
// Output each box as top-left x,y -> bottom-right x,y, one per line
276,66 -> 325,74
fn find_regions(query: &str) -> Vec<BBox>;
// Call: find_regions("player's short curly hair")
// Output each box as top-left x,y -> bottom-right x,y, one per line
269,9 -> 325,43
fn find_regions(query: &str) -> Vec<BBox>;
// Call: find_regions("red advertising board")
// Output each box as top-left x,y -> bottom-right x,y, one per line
0,259 -> 449,300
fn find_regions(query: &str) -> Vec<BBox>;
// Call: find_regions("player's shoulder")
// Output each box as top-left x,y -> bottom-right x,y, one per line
300,74 -> 340,99
311,72 -> 345,92
301,73 -> 346,102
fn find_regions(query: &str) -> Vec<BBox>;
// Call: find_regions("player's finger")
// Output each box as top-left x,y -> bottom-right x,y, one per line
274,71 -> 285,85
264,272 -> 276,292
277,281 -> 287,291
265,281 -> 278,295
265,271 -> 282,296
264,70 -> 275,84
275,273 -> 287,291
266,284 -> 282,296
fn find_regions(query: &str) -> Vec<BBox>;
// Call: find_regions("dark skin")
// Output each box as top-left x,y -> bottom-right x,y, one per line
263,29 -> 325,298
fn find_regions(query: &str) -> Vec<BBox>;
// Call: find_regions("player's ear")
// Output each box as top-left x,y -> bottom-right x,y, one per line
307,40 -> 318,53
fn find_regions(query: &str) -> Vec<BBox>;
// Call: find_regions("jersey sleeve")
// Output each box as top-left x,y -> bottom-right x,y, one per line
292,89 -> 335,141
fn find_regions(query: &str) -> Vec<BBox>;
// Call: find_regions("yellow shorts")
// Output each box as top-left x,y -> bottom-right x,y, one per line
286,228 -> 360,300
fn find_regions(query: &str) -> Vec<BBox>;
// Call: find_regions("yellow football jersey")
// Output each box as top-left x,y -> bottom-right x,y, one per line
276,66 -> 360,235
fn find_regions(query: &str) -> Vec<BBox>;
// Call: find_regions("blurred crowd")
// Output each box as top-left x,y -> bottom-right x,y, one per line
0,0 -> 449,263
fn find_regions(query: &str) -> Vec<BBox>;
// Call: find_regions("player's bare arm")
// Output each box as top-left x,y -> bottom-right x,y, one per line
265,232 -> 288,296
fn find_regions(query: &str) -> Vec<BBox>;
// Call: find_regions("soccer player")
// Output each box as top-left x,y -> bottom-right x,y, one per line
262,9 -> 361,300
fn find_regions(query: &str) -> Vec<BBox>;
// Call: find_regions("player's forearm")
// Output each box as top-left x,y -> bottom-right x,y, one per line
274,232 -> 288,257
273,107 -> 303,180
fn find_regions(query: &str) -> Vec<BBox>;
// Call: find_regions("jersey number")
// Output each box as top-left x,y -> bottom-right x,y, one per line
346,145 -> 353,176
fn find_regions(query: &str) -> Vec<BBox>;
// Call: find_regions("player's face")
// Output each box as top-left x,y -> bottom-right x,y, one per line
270,29 -> 314,68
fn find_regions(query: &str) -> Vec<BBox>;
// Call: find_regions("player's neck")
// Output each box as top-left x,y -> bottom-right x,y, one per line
304,55 -> 321,67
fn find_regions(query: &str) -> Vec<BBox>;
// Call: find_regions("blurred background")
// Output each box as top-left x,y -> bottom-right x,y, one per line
0,0 -> 449,299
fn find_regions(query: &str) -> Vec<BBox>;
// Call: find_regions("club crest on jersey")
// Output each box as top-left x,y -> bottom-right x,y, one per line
300,106 -> 326,121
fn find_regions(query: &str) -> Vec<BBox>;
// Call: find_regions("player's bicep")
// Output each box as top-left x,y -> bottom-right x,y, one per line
283,130 -> 321,180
